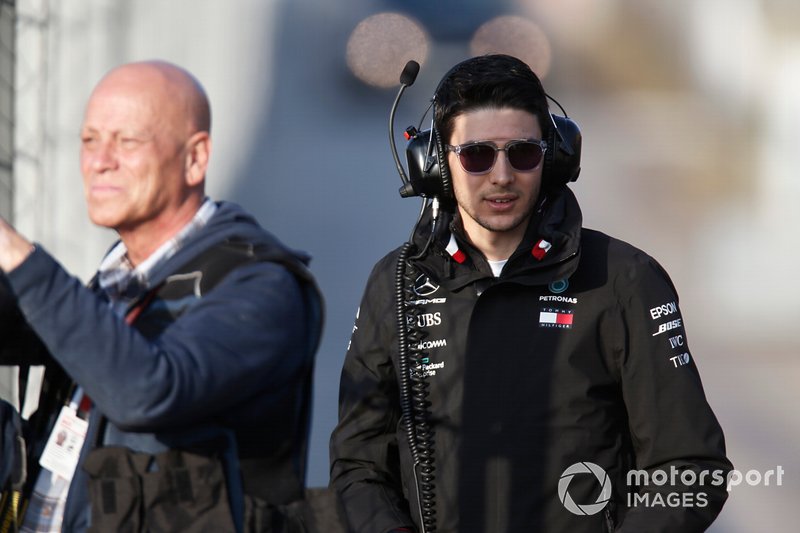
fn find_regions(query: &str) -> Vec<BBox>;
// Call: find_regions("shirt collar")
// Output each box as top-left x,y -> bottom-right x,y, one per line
97,198 -> 217,299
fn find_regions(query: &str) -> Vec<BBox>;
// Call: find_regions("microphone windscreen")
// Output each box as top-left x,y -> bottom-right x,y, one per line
399,61 -> 420,86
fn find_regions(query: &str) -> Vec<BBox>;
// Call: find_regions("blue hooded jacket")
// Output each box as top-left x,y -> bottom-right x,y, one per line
6,201 -> 323,531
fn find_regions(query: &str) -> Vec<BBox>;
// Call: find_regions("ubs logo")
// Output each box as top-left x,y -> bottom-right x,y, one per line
413,274 -> 440,297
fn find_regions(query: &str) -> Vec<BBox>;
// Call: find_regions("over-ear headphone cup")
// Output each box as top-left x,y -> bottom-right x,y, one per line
543,114 -> 582,192
433,128 -> 453,200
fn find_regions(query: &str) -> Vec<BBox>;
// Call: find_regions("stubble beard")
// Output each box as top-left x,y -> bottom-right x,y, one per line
459,193 -> 538,235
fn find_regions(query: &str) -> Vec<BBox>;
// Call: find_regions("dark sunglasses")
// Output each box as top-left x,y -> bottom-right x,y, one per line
445,139 -> 548,174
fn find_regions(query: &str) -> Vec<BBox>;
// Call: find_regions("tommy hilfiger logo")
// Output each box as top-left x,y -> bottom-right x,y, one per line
539,308 -> 574,329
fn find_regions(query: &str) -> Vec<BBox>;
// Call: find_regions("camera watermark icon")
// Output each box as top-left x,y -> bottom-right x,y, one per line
558,462 -> 612,515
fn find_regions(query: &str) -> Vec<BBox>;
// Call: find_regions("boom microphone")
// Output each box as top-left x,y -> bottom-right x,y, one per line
389,61 -> 421,197
399,61 -> 420,86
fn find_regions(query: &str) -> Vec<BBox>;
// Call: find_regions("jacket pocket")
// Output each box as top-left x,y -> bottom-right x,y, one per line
83,446 -> 235,533
243,494 -> 308,533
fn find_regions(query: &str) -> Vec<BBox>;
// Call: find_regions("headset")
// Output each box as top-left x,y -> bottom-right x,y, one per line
390,58 -> 583,205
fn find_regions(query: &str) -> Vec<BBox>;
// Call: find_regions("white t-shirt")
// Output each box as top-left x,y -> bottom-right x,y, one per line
487,259 -> 508,277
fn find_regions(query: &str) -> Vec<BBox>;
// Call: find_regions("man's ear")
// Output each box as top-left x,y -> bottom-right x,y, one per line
184,131 -> 211,187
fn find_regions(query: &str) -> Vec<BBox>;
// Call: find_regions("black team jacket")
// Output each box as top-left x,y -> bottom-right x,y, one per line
330,186 -> 732,533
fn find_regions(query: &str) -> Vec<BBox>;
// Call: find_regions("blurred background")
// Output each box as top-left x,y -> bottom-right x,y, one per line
1,0 -> 797,530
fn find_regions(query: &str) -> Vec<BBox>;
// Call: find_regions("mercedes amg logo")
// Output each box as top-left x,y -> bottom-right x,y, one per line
413,274 -> 440,297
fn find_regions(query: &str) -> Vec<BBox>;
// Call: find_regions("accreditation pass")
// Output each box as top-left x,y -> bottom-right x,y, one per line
39,406 -> 89,481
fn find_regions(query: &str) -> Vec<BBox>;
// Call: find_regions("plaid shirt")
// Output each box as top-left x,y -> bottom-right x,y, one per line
97,198 -> 217,311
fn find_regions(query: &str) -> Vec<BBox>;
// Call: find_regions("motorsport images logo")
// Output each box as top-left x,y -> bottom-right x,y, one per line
559,462 -> 785,516
558,462 -> 612,515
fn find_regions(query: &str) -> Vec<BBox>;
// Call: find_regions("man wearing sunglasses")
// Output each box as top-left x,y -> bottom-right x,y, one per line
331,54 -> 731,533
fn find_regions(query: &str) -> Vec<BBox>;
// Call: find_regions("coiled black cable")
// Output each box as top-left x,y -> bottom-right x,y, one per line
395,199 -> 439,533
395,241 -> 419,457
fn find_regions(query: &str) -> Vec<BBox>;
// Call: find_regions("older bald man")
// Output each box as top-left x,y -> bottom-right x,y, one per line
0,61 -> 322,532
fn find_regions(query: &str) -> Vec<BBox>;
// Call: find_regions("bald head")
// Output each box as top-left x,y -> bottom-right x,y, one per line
92,60 -> 211,135
80,60 -> 213,262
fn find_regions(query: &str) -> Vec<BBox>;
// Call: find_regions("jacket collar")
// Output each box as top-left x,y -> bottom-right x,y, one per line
412,186 -> 583,290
